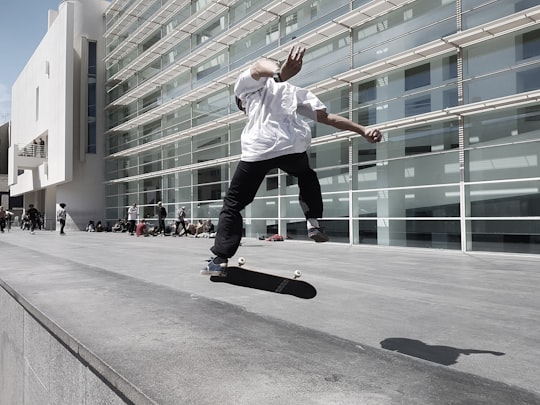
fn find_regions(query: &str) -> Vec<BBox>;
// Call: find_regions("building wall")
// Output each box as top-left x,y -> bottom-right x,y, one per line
9,0 -> 109,230
101,0 -> 539,253
0,286 -> 126,405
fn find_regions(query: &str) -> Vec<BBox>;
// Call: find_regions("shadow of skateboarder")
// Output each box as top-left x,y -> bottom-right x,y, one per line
380,338 -> 505,366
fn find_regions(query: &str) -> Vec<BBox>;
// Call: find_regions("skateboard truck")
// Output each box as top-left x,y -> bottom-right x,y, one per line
238,257 -> 301,279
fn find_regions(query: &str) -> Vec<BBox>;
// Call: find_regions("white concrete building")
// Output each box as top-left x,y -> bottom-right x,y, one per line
8,0 -> 109,230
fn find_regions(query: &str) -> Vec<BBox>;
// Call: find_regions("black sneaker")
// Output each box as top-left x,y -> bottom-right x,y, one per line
308,227 -> 329,243
200,257 -> 228,276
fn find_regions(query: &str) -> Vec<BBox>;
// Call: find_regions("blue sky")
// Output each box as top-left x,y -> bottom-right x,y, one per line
0,0 -> 63,124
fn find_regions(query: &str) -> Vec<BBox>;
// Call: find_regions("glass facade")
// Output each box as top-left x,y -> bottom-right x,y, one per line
88,41 -> 97,154
103,0 -> 540,254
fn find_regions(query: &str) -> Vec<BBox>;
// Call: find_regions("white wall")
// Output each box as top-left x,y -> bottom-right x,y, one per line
9,0 -> 109,230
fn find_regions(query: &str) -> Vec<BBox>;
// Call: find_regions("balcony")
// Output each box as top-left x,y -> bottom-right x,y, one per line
12,143 -> 47,168
8,143 -> 48,187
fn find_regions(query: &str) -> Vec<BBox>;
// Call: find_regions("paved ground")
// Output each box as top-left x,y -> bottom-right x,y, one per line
1,229 -> 540,404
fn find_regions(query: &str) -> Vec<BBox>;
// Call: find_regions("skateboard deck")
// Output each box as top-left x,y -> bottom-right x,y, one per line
210,266 -> 317,299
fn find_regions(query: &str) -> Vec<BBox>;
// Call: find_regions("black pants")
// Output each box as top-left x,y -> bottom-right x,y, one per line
211,152 -> 322,259
175,219 -> 187,235
158,219 -> 166,234
128,220 -> 136,234
59,219 -> 66,234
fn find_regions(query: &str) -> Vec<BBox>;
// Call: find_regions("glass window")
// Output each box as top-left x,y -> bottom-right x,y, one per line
194,51 -> 226,84
280,0 -> 349,43
310,141 -> 348,169
405,63 -> 431,91
309,88 -> 350,138
358,80 -> 377,104
193,89 -> 229,126
230,0 -> 267,25
353,0 -> 456,67
321,193 -> 349,217
469,219 -> 540,254
192,128 -> 228,162
467,181 -> 540,217
230,23 -> 278,69
266,22 -> 279,44
443,55 -> 457,81
193,15 -> 227,47
462,0 -> 539,29
295,34 -> 350,87
141,30 -> 161,53
140,150 -> 162,174
517,66 -> 540,92
405,220 -> 461,249
248,197 -> 278,218
317,167 -> 350,193
194,201 -> 223,221
352,56 -> 458,124
87,41 -> 97,153
405,95 -> 431,116
466,144 -> 540,182
517,28 -> 540,60
163,105 -> 191,136
464,27 -> 540,102
139,58 -> 161,84
465,107 -> 540,147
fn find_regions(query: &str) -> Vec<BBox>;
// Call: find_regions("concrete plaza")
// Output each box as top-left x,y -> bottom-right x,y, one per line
1,229 -> 539,404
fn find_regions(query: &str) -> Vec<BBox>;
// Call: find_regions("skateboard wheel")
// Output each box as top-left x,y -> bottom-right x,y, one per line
238,257 -> 246,266
293,270 -> 302,279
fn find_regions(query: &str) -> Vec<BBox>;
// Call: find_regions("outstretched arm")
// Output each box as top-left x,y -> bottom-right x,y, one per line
316,110 -> 382,143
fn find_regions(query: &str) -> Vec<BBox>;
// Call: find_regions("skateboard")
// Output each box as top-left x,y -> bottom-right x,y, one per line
208,258 -> 317,299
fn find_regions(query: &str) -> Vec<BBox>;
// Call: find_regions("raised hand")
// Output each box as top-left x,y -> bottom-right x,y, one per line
279,46 -> 306,81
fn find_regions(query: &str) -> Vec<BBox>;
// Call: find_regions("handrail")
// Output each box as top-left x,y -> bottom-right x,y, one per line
16,143 -> 46,158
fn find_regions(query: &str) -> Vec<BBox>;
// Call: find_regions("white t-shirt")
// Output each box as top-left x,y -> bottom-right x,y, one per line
234,69 -> 326,162
127,206 -> 138,221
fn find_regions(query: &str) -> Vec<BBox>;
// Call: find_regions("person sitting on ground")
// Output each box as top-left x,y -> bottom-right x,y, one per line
136,219 -> 149,237
96,221 -> 104,232
86,220 -> 96,232
112,219 -> 124,232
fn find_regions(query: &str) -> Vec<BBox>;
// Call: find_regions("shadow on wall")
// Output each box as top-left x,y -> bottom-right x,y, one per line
380,338 -> 505,366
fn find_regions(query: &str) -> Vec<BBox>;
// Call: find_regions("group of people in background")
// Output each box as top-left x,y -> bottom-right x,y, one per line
0,203 -> 65,235
111,202 -> 215,238
3,201 -> 214,238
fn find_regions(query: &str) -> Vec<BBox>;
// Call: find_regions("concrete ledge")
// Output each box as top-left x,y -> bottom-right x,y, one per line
0,280 -> 154,405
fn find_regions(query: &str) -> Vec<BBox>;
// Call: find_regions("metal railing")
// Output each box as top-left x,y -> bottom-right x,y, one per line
17,143 -> 46,158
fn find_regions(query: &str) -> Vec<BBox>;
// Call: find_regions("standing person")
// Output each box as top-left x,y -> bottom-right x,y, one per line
39,137 -> 45,157
175,206 -> 188,236
127,203 -> 138,235
0,206 -> 6,233
203,46 -> 382,275
5,209 -> 14,231
156,201 -> 167,235
56,203 -> 67,235
26,204 -> 40,234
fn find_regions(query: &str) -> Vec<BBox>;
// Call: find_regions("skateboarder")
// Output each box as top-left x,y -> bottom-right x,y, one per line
205,46 -> 382,275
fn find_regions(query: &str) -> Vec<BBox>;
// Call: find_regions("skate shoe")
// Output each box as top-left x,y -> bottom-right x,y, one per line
308,227 -> 329,243
201,257 -> 228,276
